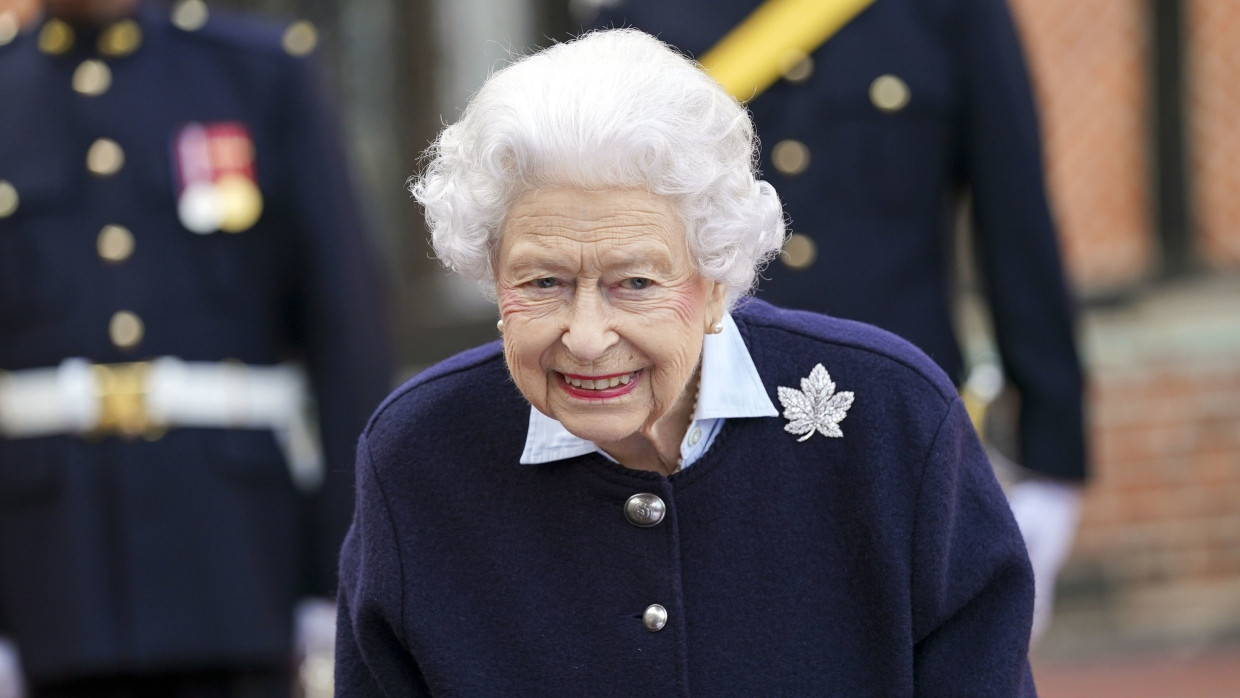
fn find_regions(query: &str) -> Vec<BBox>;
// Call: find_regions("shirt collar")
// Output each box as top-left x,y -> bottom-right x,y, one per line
519,312 -> 777,465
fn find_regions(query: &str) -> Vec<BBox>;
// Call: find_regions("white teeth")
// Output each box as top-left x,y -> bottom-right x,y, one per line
565,373 -> 634,389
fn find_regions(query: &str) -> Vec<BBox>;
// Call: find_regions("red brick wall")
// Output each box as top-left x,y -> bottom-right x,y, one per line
1052,299 -> 1240,655
1003,1 -> 1240,657
1008,0 -> 1155,292
1011,0 -> 1240,285
1187,0 -> 1240,269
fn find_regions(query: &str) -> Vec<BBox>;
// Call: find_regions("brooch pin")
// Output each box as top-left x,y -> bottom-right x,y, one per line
778,363 -> 855,441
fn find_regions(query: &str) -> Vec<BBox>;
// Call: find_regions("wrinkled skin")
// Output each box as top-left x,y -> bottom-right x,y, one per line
495,188 -> 726,474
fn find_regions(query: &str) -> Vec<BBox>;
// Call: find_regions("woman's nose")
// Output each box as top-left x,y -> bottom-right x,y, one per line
561,288 -> 618,361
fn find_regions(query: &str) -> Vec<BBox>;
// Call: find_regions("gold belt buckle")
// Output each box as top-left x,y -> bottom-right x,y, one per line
92,361 -> 155,438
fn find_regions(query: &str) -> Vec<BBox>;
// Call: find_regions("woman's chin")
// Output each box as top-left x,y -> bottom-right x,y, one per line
558,414 -> 641,446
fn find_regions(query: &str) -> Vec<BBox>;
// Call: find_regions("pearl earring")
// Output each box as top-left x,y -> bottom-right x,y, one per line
496,319 -> 504,332
711,321 -> 723,334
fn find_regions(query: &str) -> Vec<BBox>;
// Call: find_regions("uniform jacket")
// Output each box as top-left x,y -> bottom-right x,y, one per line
337,299 -> 1036,696
591,0 -> 1087,481
0,1 -> 392,682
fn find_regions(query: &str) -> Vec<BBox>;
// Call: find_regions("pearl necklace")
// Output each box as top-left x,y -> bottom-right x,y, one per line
674,376 -> 703,472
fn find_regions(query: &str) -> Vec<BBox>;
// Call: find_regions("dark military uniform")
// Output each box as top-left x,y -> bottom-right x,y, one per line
0,0 -> 392,691
590,0 -> 1086,481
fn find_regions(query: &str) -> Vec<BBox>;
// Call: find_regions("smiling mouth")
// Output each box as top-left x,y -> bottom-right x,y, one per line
559,370 -> 640,391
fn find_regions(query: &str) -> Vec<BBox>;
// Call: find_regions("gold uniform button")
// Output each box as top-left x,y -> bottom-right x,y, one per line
73,60 -> 112,97
282,20 -> 317,56
870,74 -> 910,113
0,12 -> 19,47
781,233 -> 817,270
779,48 -> 814,84
98,18 -> 142,57
0,180 -> 18,218
171,0 -> 209,32
109,310 -> 144,350
38,18 -> 74,55
771,139 -> 810,176
97,224 -> 135,263
87,138 -> 125,176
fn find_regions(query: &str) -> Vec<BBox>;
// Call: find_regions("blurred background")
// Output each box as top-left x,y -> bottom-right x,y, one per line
217,0 -> 1238,693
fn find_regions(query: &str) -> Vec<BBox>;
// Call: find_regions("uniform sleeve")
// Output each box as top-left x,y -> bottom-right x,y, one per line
274,51 -> 396,594
910,398 -> 1037,695
959,0 -> 1087,481
336,433 -> 431,697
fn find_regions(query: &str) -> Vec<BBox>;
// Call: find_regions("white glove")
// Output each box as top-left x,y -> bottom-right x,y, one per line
295,597 -> 337,698
0,637 -> 25,698
1007,478 -> 1083,646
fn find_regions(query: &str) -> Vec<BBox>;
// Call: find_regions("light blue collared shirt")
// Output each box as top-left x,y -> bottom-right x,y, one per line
519,313 -> 779,469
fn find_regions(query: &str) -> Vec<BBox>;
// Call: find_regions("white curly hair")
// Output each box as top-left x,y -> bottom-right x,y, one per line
410,28 -> 786,306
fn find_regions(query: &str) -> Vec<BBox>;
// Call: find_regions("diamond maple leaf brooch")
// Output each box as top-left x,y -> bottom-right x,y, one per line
778,364 -> 856,441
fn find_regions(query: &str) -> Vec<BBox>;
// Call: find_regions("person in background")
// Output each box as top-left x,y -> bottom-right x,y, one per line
0,0 -> 394,695
336,28 -> 1036,695
582,0 -> 1087,645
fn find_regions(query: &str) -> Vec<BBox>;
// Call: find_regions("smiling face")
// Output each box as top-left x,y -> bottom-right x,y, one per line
495,188 -> 726,453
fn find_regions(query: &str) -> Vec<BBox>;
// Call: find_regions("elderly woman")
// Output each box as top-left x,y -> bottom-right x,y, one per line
336,29 -> 1036,696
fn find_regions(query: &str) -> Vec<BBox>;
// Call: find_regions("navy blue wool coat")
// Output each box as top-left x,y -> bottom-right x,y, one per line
337,300 -> 1036,696
589,0 -> 1087,482
0,1 -> 392,682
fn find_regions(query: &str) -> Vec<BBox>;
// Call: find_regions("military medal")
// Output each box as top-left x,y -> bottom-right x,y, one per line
174,122 -> 263,233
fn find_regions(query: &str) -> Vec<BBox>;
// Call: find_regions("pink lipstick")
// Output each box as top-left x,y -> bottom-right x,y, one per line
559,370 -> 641,399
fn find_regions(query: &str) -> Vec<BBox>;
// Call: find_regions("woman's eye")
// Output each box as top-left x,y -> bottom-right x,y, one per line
532,278 -> 558,289
622,278 -> 653,290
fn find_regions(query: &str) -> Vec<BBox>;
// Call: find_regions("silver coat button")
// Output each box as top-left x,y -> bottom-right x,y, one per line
624,493 -> 666,527
643,604 -> 668,632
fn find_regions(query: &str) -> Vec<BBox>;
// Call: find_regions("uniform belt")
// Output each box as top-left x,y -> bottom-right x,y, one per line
0,358 -> 323,491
